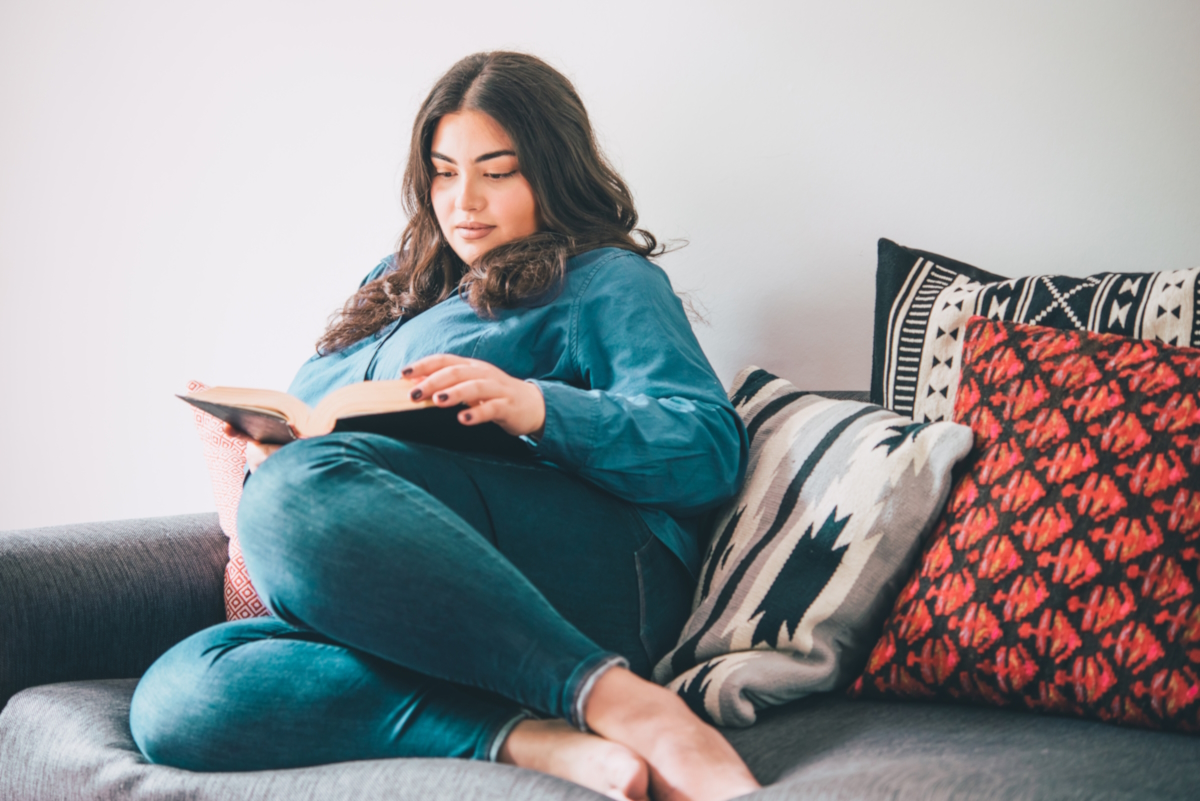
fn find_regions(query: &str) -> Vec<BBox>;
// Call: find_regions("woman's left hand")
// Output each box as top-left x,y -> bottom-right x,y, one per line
402,355 -> 546,439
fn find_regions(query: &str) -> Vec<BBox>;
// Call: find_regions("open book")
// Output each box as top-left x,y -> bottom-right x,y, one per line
178,379 -> 530,460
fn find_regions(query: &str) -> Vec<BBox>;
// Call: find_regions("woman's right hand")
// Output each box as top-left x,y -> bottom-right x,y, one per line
222,423 -> 284,473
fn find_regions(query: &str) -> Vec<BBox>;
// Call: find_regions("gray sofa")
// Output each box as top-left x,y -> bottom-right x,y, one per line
4,411 -> 1200,799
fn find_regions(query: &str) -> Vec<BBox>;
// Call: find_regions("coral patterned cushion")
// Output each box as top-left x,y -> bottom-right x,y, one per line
849,317 -> 1200,733
187,380 -> 271,620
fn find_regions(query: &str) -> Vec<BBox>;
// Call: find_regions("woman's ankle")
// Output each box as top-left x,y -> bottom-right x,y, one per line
583,667 -> 686,735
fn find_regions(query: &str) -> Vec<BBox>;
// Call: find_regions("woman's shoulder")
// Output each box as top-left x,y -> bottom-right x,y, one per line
358,252 -> 400,288
567,246 -> 673,296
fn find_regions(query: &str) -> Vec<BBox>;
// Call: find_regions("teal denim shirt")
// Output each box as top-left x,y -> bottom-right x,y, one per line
287,247 -> 748,575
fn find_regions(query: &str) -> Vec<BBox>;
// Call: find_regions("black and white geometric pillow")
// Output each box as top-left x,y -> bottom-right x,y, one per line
653,367 -> 974,727
870,238 -> 1200,422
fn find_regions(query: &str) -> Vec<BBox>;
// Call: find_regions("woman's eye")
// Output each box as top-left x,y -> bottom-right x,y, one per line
486,170 -> 518,179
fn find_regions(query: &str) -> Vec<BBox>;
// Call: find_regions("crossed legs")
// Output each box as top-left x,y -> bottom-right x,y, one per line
130,434 -> 758,799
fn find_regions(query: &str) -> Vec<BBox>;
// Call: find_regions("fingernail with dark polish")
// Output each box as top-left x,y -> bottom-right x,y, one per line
410,388 -> 422,400
462,413 -> 472,422
436,392 -> 448,402
402,367 -> 413,376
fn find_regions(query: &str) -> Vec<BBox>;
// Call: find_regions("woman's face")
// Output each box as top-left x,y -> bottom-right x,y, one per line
429,109 -> 539,264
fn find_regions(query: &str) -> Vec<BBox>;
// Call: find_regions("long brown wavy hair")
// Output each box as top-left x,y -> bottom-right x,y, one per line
316,51 -> 664,355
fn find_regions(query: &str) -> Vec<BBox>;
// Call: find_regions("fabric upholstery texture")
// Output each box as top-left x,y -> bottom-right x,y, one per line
870,237 -> 1200,422
852,318 -> 1200,732
4,678 -> 1199,801
655,368 -> 974,726
187,379 -> 271,619
0,680 -> 600,801
722,690 -> 1200,800
0,513 -> 227,711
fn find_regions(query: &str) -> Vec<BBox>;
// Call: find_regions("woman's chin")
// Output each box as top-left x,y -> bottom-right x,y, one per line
449,229 -> 540,265
453,239 -> 500,265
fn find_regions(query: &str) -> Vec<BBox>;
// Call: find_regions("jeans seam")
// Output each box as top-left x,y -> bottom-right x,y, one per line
568,654 -> 628,732
634,538 -> 655,669
486,709 -> 535,762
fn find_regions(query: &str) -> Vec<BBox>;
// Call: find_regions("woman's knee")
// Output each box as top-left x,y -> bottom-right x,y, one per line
239,435 -> 353,533
238,434 -> 426,542
239,436 -> 379,555
130,619 -> 293,770
236,434 -> 434,619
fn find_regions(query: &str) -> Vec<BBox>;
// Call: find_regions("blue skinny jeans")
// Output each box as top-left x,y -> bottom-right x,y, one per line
129,433 -> 694,771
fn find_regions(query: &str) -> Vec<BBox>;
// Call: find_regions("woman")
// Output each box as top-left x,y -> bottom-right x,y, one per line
130,51 -> 761,801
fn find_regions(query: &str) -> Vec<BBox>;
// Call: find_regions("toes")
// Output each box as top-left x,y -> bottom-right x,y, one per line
604,747 -> 650,801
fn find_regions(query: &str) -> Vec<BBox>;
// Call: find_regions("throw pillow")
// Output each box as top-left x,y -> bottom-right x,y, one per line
850,317 -> 1200,733
870,238 -> 1200,423
652,367 -> 975,727
187,379 -> 271,620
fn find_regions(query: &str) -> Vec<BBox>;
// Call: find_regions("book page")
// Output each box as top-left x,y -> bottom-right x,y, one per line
308,378 -> 432,436
187,386 -> 313,429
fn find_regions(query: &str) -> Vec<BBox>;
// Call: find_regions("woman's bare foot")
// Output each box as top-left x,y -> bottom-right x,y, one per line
584,668 -> 761,801
498,718 -> 650,801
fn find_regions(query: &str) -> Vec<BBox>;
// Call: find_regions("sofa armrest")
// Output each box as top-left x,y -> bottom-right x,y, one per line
0,513 -> 227,710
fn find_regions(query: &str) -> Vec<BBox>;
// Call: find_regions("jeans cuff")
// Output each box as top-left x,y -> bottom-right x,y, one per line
486,709 -> 536,762
567,653 -> 629,733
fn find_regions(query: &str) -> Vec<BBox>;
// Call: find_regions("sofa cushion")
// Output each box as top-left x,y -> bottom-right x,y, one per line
0,680 -> 600,801
723,690 -> 1200,800
870,237 -> 1200,423
852,317 -> 1200,732
3,679 -> 1198,800
655,368 -> 974,727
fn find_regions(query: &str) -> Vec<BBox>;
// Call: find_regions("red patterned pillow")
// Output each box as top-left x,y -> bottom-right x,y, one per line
849,318 -> 1200,732
187,380 -> 271,620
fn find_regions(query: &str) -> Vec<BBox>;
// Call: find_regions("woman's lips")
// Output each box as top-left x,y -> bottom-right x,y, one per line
456,224 -> 495,241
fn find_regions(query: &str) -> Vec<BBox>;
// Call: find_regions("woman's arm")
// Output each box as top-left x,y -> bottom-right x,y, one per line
530,253 -> 747,516
398,251 -> 747,517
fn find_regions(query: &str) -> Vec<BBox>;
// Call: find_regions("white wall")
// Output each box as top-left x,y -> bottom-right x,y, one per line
2,0 -> 1198,530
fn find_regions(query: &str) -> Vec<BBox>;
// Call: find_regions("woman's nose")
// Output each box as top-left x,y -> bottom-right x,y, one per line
456,175 -> 484,212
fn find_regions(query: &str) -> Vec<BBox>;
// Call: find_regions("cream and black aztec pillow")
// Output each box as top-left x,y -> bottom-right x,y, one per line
871,238 -> 1200,422
653,367 -> 974,727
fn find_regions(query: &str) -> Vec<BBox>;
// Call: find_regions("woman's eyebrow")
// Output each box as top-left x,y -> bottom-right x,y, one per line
430,150 -> 516,165
474,149 -> 516,163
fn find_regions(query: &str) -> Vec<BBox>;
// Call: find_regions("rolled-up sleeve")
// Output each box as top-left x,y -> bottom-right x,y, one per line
526,253 -> 747,517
